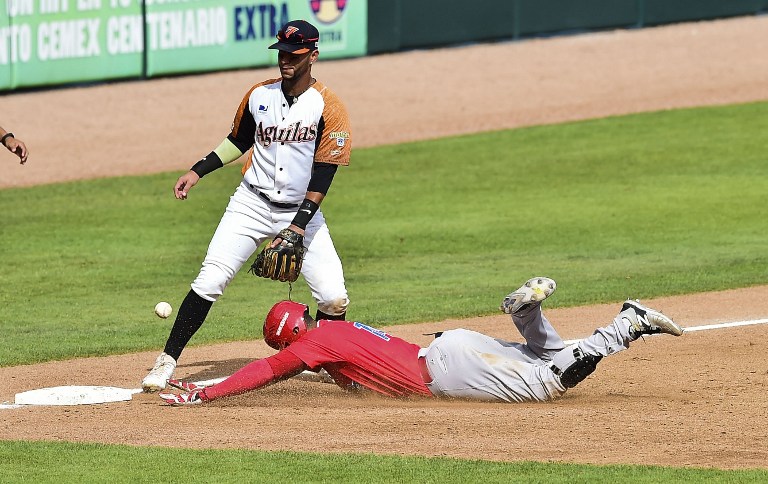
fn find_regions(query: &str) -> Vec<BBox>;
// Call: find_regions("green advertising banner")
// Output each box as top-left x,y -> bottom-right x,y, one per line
144,0 -> 367,77
1,0 -> 144,89
0,2 -> 10,89
0,0 -> 366,90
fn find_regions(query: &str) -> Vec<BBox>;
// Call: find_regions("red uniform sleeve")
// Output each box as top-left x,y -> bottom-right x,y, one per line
203,351 -> 307,400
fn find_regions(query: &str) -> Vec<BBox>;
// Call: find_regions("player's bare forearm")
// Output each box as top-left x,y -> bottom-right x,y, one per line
305,191 -> 325,205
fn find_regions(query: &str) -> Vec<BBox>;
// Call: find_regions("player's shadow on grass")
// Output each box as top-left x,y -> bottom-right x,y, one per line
176,358 -> 252,382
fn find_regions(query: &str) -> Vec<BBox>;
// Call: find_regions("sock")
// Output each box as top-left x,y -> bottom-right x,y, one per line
163,289 -> 213,360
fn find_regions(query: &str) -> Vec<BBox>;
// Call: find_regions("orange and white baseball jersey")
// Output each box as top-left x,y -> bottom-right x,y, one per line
190,77 -> 351,316
231,78 -> 352,204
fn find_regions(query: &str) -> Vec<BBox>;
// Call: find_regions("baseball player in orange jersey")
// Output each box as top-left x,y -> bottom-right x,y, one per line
159,277 -> 684,405
143,20 -> 352,392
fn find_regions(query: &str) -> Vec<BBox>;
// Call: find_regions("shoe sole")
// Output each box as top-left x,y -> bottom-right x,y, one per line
142,382 -> 165,393
623,300 -> 684,336
142,354 -> 176,393
501,277 -> 557,314
142,371 -> 173,393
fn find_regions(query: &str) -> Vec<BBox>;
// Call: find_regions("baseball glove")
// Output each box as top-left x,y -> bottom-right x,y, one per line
249,228 -> 306,282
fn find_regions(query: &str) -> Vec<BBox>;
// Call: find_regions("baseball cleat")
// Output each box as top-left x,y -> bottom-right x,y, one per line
159,390 -> 206,406
619,299 -> 683,337
142,352 -> 177,393
500,277 -> 557,314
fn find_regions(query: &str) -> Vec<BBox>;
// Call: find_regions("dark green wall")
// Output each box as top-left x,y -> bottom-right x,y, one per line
368,0 -> 768,54
517,0 -> 638,36
641,0 -> 766,25
367,0 -> 516,53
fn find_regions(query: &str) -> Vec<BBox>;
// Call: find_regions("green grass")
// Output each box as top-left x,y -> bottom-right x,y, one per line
0,441 -> 766,483
1,101 -> 767,366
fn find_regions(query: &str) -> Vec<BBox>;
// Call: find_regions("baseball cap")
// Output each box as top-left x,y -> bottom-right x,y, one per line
269,20 -> 319,54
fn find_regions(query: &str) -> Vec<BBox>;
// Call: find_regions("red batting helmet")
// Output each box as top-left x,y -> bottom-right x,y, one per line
263,300 -> 309,350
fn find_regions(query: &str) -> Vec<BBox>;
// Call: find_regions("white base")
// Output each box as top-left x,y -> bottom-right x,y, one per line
5,368 -> 335,408
14,386 -> 140,406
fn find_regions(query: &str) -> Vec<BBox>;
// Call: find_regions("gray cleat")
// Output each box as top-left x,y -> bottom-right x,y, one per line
619,299 -> 684,337
500,277 -> 557,314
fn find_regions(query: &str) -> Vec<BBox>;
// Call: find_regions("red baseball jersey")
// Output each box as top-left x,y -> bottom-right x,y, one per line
286,320 -> 431,398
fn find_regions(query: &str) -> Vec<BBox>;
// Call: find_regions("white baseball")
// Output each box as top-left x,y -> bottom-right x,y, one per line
154,301 -> 172,319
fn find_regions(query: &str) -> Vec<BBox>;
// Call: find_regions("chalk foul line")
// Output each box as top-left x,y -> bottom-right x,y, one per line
561,317 -> 767,346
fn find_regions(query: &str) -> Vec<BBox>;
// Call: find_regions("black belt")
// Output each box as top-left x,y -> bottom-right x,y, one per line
248,184 -> 299,209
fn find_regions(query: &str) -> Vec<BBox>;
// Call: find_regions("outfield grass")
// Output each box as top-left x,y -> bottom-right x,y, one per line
1,441 -> 766,483
1,102 -> 767,366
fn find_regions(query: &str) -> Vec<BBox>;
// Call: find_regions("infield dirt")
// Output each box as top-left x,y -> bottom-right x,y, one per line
1,16 -> 767,469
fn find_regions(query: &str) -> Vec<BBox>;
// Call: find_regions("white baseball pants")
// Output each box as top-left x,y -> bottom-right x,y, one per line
190,181 -> 348,314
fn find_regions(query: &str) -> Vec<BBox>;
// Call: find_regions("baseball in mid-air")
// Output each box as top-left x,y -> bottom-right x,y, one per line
154,302 -> 172,319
